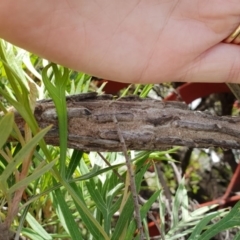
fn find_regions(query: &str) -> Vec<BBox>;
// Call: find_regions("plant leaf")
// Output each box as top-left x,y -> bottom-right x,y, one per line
0,113 -> 14,149
52,181 -> 83,240
188,211 -> 223,240
125,190 -> 161,239
0,126 -> 51,181
42,63 -> 69,177
199,201 -> 240,240
66,149 -> 83,179
26,213 -> 52,240
172,178 -> 186,228
8,159 -> 57,194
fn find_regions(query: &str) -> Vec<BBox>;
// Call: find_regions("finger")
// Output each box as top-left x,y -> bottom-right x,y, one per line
182,44 -> 240,83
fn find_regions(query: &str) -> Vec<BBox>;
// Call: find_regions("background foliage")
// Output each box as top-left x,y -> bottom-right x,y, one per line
0,40 -> 240,240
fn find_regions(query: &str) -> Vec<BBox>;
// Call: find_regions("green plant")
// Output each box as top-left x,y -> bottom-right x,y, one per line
0,39 -> 240,240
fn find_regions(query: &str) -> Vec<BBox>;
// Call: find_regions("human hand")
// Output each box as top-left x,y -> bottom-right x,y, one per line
0,0 -> 239,83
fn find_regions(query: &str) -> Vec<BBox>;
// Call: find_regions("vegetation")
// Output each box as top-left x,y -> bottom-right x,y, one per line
0,39 -> 240,240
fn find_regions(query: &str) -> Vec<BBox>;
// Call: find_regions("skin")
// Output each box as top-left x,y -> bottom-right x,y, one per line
0,0 -> 239,83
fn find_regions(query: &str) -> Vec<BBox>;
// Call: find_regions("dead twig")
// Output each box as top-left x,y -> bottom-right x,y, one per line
97,152 -> 124,181
113,115 -> 144,239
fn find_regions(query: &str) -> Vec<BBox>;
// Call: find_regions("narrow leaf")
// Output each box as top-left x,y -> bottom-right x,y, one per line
125,190 -> 161,239
61,181 -> 110,240
172,178 -> 186,228
52,183 -> 83,240
66,149 -> 83,179
200,201 -> 240,240
0,126 -> 51,181
70,182 -> 105,239
8,159 -> 57,194
26,213 -> 52,240
0,113 -> 14,149
188,212 -> 222,240
86,180 -> 107,215
42,63 -> 68,177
